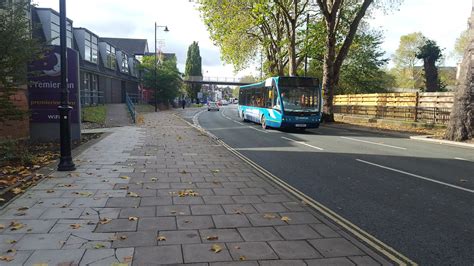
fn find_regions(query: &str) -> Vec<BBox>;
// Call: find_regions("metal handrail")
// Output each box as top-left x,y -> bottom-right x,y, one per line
126,93 -> 136,123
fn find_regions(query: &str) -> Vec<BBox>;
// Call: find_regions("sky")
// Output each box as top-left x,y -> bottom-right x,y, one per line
32,0 -> 472,78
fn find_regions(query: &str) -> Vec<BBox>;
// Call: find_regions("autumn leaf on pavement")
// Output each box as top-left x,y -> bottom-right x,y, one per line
11,187 -> 24,194
239,256 -> 246,261
157,236 -> 166,241
119,235 -> 128,240
94,243 -> 106,249
6,239 -> 17,244
99,218 -> 112,225
69,224 -> 81,229
0,224 -> 5,230
7,248 -> 16,253
210,244 -> 222,253
281,216 -> 291,223
263,214 -> 277,219
206,235 -> 219,241
17,207 -> 29,211
150,177 -> 158,181
120,176 -> 130,180
211,169 -> 220,173
127,192 -> 139,197
0,256 -> 14,262
123,256 -> 133,263
9,221 -> 24,231
128,217 -> 138,221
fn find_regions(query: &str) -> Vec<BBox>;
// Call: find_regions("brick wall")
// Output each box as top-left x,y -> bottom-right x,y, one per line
0,86 -> 29,140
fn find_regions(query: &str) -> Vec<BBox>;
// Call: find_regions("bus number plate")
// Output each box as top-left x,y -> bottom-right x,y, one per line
295,124 -> 307,128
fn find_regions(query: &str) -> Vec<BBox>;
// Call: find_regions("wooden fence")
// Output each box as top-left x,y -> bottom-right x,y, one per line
333,92 -> 454,124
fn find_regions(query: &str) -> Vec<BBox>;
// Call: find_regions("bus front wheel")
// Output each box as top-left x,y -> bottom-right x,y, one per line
240,111 -> 248,122
261,115 -> 267,130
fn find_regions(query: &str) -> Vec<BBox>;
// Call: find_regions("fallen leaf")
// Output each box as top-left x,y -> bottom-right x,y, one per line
11,187 -> 24,194
70,224 -> 81,229
128,216 -> 138,221
263,214 -> 277,219
94,243 -> 106,249
17,206 -> 29,211
210,244 -> 222,253
460,179 -> 467,183
239,256 -> 246,261
119,235 -> 128,240
9,221 -> 24,231
15,212 -> 26,216
123,256 -> 133,263
0,256 -> 14,262
120,176 -> 130,180
157,236 -> 167,241
46,189 -> 55,193
0,224 -> 5,230
119,186 -> 129,190
281,216 -> 291,223
234,245 -> 240,249
211,169 -> 220,173
99,218 -> 112,225
6,239 -> 17,244
150,177 -> 158,181
127,192 -> 139,198
206,235 -> 219,241
6,248 -> 16,253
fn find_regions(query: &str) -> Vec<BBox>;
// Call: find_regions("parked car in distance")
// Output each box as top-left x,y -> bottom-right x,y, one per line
221,99 -> 229,105
207,102 -> 220,111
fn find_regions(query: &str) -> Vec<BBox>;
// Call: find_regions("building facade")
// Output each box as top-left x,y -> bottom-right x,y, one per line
32,7 -> 148,106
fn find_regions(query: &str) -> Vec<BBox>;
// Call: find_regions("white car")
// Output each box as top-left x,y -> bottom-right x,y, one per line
207,102 -> 219,111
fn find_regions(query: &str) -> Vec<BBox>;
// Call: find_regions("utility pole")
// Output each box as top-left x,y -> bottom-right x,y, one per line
57,0 -> 75,171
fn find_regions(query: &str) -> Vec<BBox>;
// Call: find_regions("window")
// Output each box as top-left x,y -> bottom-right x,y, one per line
50,14 -> 72,48
84,32 -> 98,63
105,44 -> 116,69
121,53 -> 129,73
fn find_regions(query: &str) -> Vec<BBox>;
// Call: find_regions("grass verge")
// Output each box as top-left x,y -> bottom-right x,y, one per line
82,105 -> 106,124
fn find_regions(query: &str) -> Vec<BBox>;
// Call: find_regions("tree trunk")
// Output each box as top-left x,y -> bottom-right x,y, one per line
444,47 -> 474,141
322,31 -> 337,122
424,58 -> 439,92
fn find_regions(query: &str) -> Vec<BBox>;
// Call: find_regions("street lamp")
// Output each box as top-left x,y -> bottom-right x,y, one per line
57,0 -> 75,171
154,23 -> 169,112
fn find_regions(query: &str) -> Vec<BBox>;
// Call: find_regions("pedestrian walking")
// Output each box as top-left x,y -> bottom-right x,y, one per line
181,99 -> 186,109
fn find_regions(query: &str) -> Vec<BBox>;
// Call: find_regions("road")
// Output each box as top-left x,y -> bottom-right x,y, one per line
187,105 -> 474,265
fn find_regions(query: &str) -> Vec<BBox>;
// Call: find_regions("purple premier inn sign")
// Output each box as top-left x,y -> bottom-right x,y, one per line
28,45 -> 81,141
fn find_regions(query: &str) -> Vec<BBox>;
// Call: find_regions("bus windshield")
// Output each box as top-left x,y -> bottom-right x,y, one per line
278,86 -> 320,113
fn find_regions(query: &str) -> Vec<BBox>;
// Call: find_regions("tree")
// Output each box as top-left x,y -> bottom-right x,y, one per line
416,39 -> 443,92
445,22 -> 473,141
308,29 -> 395,94
314,0 -> 403,122
454,29 -> 469,60
0,1 -> 42,122
140,55 -> 182,106
392,32 -> 425,89
199,0 -> 315,76
184,41 -> 203,103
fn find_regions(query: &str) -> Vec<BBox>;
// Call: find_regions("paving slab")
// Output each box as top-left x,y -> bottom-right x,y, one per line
0,112 -> 398,265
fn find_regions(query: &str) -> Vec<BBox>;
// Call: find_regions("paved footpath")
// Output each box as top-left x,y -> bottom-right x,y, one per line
0,111 -> 394,265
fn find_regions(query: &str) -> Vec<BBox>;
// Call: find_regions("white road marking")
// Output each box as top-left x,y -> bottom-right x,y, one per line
356,159 -> 474,194
281,136 -> 324,151
233,121 -> 245,125
248,126 -> 268,134
341,137 -> 407,150
455,157 -> 472,162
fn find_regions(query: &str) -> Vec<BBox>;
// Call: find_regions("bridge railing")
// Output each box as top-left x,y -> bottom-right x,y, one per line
184,76 -> 244,83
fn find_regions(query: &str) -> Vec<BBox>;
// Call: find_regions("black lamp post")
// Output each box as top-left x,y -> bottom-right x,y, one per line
57,0 -> 75,171
154,23 -> 169,112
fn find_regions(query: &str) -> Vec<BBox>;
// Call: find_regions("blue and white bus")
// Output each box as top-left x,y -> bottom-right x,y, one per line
238,76 -> 322,129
